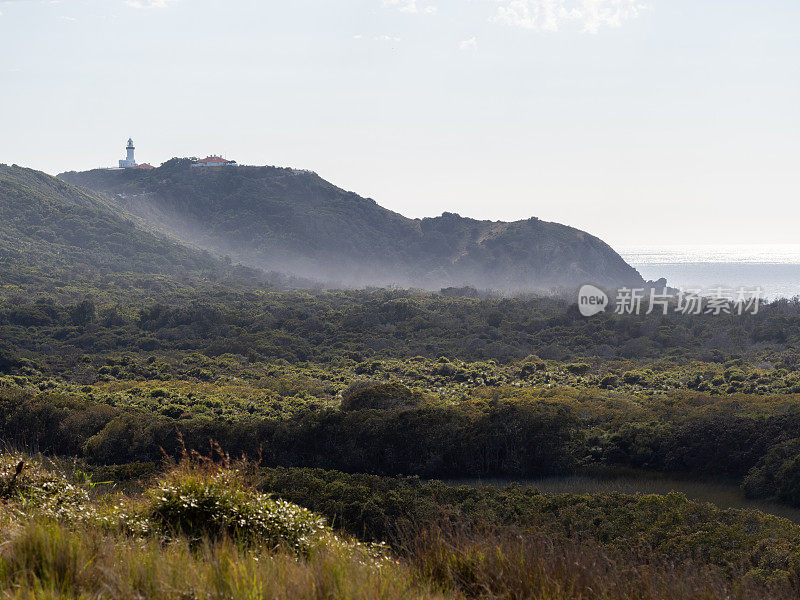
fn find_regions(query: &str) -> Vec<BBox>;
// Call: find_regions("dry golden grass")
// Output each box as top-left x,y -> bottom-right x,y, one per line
0,521 -> 448,600
400,524 -> 800,600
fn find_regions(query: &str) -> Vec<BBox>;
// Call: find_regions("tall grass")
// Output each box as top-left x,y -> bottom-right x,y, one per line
0,521 -> 448,600
399,524 -> 800,600
1,520 -> 797,600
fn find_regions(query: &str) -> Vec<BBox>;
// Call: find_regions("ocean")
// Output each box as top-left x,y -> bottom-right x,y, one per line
619,245 -> 800,300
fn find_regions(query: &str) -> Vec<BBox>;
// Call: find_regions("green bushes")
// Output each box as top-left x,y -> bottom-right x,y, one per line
622,369 -> 653,385
599,374 -> 619,388
0,389 -> 580,478
565,363 -> 591,375
7,382 -> 800,496
341,383 -> 421,411
744,439 -> 800,505
256,466 -> 800,585
143,462 -> 327,554
258,467 -> 459,542
5,288 -> 800,367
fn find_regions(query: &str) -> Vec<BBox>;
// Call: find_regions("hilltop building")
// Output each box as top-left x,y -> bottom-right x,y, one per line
119,138 -> 137,168
192,155 -> 237,168
115,140 -> 232,170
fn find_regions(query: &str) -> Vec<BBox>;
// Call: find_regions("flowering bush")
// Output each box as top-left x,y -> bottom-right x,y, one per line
142,466 -> 327,555
0,455 -> 93,524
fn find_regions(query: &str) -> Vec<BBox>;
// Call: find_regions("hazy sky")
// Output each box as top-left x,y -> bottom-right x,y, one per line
1,0 -> 798,246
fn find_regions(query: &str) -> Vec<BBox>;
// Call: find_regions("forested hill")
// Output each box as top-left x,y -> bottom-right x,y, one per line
60,159 -> 644,291
0,164 -> 258,294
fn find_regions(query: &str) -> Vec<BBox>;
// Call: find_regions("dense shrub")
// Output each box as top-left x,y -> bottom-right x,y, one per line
257,466 -> 800,584
744,439 -> 800,505
565,363 -> 591,375
0,389 -> 580,478
141,461 -> 328,554
341,383 -> 421,411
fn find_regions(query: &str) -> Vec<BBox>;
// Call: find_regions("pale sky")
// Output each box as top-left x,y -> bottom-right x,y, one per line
1,0 -> 798,246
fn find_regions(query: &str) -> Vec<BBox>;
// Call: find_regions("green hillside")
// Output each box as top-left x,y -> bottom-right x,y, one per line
0,164 -> 256,297
60,159 -> 644,290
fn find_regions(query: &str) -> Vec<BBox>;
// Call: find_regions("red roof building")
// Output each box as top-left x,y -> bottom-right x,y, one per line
131,163 -> 155,170
192,155 -> 237,167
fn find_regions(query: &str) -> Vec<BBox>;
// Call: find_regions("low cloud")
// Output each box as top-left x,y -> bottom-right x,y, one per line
0,0 -> 179,6
459,36 -> 478,51
493,0 -> 647,34
383,0 -> 437,15
124,0 -> 180,8
353,33 -> 402,43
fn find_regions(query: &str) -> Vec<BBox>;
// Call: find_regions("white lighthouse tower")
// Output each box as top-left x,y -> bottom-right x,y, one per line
119,138 -> 138,169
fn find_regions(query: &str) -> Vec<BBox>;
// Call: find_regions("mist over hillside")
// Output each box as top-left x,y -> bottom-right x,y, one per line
0,164 -> 216,277
60,159 -> 644,291
0,164 -> 303,298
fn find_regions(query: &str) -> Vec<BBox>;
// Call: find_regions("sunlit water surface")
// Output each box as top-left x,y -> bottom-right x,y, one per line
619,244 -> 800,300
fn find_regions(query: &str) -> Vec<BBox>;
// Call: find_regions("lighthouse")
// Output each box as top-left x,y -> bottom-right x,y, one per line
119,138 -> 138,168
